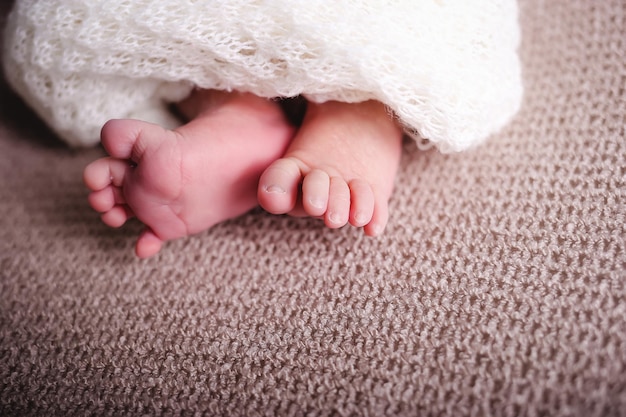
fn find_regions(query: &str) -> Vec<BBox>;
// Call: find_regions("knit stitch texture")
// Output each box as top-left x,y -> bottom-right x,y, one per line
3,0 -> 522,151
1,1 -> 625,416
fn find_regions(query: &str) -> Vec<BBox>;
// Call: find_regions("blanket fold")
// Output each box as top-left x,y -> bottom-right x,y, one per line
3,0 -> 523,151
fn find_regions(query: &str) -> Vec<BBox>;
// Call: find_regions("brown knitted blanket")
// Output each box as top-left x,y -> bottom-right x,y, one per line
1,1 -> 625,416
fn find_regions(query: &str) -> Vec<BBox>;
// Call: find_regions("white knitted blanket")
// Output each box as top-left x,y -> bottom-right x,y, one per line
3,0 -> 523,152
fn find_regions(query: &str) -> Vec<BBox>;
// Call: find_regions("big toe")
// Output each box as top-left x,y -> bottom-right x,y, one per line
100,119 -> 168,160
258,157 -> 304,214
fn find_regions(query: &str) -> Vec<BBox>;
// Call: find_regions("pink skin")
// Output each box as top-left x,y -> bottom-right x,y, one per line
83,90 -> 295,258
258,100 -> 404,236
84,90 -> 402,258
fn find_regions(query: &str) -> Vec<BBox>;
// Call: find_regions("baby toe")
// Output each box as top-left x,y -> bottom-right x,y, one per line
364,197 -> 389,237
258,157 -> 304,214
302,169 -> 330,217
100,205 -> 133,228
101,119 -> 166,160
83,157 -> 129,191
135,228 -> 164,259
325,176 -> 351,229
88,186 -> 125,213
348,179 -> 375,228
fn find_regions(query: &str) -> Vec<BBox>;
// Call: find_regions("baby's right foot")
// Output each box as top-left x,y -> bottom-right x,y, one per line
258,100 -> 403,236
84,91 -> 294,258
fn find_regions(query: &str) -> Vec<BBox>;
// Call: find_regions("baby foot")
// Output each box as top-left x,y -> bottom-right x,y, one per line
258,100 -> 403,236
84,91 -> 294,258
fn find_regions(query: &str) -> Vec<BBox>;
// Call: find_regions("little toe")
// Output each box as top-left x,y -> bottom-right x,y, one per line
100,205 -> 133,228
84,157 -> 130,191
325,177 -> 351,228
135,228 -> 164,259
302,169 -> 330,217
348,179 -> 375,228
258,157 -> 303,214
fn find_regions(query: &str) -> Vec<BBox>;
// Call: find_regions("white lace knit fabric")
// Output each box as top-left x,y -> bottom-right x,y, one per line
3,0 -> 523,151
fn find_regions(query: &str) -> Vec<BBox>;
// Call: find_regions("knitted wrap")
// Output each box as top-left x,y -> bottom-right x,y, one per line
3,0 -> 523,151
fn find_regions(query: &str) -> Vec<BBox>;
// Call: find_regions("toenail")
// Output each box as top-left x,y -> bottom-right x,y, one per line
264,184 -> 286,194
329,212 -> 343,225
309,198 -> 325,209
354,211 -> 368,224
372,224 -> 384,236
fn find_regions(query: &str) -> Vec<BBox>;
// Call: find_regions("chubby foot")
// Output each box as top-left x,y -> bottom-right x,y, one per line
258,100 -> 403,236
84,91 -> 294,258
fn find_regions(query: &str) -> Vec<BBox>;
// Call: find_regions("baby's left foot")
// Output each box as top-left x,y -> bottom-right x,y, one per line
258,100 -> 403,236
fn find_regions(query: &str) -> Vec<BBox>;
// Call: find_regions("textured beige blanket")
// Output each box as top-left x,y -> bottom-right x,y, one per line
1,1 -> 625,416
4,0 -> 522,151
